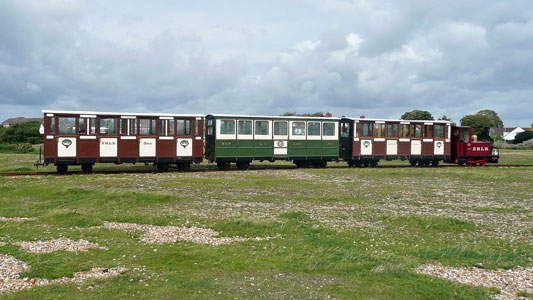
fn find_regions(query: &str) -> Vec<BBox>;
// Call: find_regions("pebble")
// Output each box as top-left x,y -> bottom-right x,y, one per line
14,238 -> 99,253
0,254 -> 125,294
416,264 -> 533,300
102,222 -> 278,245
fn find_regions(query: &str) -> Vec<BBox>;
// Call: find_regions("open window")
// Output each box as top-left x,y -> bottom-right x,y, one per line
361,122 -> 372,137
386,123 -> 398,138
340,122 -> 351,138
424,124 -> 434,139
400,124 -> 410,138
411,124 -> 422,138
373,123 -> 384,138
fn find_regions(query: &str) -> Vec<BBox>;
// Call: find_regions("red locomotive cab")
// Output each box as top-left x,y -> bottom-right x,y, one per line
450,126 -> 499,166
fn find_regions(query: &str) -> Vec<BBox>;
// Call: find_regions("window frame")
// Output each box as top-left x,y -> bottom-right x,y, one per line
237,119 -> 253,140
360,122 -> 373,138
411,123 -> 423,139
139,118 -> 157,136
373,122 -> 385,138
57,116 -> 77,135
254,120 -> 271,140
217,119 -> 236,139
322,122 -> 337,140
386,123 -> 399,138
176,119 -> 192,136
434,124 -> 445,139
307,121 -> 321,140
273,121 -> 288,139
290,121 -> 306,140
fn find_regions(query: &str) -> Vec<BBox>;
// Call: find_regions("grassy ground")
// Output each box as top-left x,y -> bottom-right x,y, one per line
0,150 -> 532,299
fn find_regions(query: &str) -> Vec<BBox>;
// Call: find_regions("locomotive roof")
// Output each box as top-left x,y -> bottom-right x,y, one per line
207,114 -> 340,121
42,110 -> 204,118
342,117 -> 453,124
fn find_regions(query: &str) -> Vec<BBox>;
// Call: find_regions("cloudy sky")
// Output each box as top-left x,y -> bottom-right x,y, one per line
1,0 -> 532,126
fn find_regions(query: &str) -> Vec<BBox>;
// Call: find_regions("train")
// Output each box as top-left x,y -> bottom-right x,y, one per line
41,110 -> 499,172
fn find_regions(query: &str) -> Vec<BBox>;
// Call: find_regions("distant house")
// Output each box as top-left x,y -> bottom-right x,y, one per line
1,117 -> 43,128
490,127 -> 525,141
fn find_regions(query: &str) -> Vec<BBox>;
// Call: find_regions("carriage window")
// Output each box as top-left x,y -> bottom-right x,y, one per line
58,117 -> 76,134
400,124 -> 410,138
130,119 -> 137,135
255,121 -> 269,135
340,123 -> 350,138
386,123 -> 398,137
292,122 -> 306,136
140,119 -> 156,135
435,124 -> 444,139
323,122 -> 335,136
274,121 -> 288,136
361,122 -> 372,137
120,119 -> 127,135
424,125 -> 434,138
90,118 -> 97,134
169,120 -> 175,135
412,124 -> 422,138
355,123 -> 359,137
100,118 -> 117,135
158,119 -> 165,135
195,119 -> 198,135
50,117 -> 56,134
177,119 -> 192,135
79,118 -> 86,134
373,123 -> 384,138
308,122 -> 321,136
238,120 -> 253,135
220,119 -> 235,135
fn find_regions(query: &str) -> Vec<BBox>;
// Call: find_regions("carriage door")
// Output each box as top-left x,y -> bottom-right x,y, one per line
99,117 -> 118,158
176,119 -> 193,157
139,119 -> 157,157
57,117 -> 77,158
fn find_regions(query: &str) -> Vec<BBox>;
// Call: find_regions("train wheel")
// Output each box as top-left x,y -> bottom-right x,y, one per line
321,161 -> 327,168
409,160 -> 417,167
81,164 -> 93,173
294,161 -> 302,168
431,160 -> 439,167
157,163 -> 169,171
422,160 -> 430,167
347,160 -> 355,167
217,162 -> 230,170
362,161 -> 370,168
370,160 -> 378,167
301,161 -> 311,168
56,164 -> 68,173
178,163 -> 191,171
236,162 -> 250,170
355,160 -> 362,168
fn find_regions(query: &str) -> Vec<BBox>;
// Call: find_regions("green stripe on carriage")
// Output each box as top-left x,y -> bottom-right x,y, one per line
213,139 -> 339,159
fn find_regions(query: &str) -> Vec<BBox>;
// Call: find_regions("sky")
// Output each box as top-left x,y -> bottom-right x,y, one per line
1,0 -> 532,127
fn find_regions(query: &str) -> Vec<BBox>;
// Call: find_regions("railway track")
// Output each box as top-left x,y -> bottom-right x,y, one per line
1,164 -> 532,177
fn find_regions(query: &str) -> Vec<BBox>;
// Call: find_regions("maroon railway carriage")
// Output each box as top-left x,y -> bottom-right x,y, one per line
340,117 -> 454,167
42,110 -> 204,172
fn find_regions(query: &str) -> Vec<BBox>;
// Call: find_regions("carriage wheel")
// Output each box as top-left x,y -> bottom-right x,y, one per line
81,164 -> 93,173
217,162 -> 231,170
236,162 -> 250,170
157,163 -> 169,171
56,164 -> 68,173
409,160 -> 417,167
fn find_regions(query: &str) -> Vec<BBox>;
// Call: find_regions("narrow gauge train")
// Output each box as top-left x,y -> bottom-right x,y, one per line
41,110 -> 499,172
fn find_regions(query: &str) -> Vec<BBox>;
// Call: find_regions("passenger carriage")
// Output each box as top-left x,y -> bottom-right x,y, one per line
42,110 -> 204,172
339,117 -> 454,167
204,114 -> 340,169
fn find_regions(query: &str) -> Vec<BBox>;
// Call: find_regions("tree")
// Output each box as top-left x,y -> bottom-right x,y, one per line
460,114 -> 493,138
0,121 -> 42,144
477,109 -> 503,128
400,110 -> 434,120
513,131 -> 533,144
282,112 -> 325,117
439,115 -> 452,121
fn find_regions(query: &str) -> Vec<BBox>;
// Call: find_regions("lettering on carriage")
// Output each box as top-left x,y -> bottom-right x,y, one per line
221,142 -> 232,146
291,142 -> 303,146
142,141 -> 152,146
101,141 -> 117,145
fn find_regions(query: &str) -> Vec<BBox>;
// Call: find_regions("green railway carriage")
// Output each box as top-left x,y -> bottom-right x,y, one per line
205,114 -> 340,169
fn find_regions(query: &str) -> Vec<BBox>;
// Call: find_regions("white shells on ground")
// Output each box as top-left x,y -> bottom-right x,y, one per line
102,221 -> 278,245
14,238 -> 99,253
416,264 -> 533,300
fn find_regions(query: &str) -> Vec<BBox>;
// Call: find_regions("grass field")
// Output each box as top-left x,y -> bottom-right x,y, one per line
0,150 -> 531,299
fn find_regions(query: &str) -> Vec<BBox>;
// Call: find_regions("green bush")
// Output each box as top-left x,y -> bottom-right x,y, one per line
0,121 -> 42,144
513,130 -> 533,144
0,143 -> 36,153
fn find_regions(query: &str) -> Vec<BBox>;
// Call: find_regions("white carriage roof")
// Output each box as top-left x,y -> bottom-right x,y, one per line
207,114 -> 340,121
345,117 -> 453,124
42,110 -> 204,118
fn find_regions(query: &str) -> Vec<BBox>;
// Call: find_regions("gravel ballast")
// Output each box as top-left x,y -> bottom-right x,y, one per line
416,264 -> 533,300
0,254 -> 125,294
101,222 -> 278,245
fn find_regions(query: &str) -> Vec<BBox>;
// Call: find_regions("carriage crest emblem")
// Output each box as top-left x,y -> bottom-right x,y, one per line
62,139 -> 72,149
363,141 -> 370,148
180,140 -> 189,148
